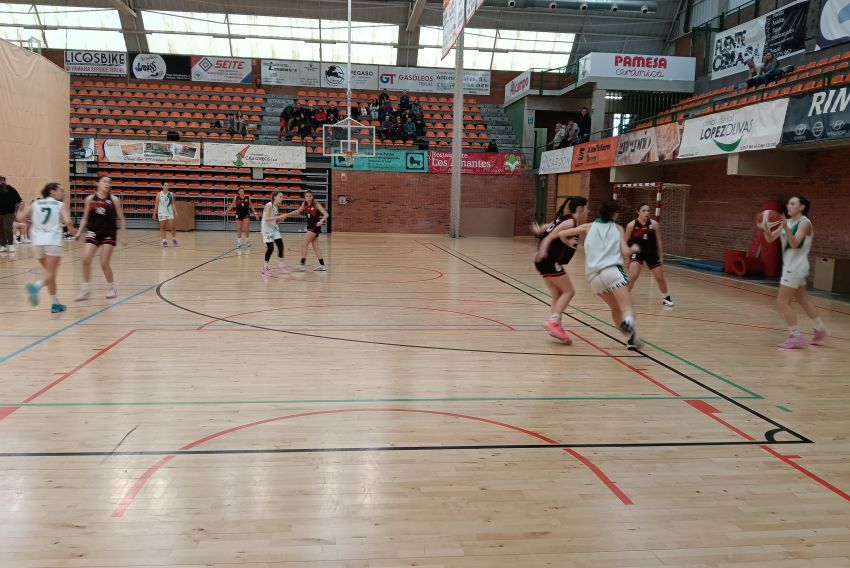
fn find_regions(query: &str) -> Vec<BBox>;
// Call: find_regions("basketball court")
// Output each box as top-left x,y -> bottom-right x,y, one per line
1,232 -> 848,566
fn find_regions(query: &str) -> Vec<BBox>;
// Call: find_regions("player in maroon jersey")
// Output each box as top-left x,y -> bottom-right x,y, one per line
290,191 -> 329,271
74,176 -> 126,300
625,203 -> 673,306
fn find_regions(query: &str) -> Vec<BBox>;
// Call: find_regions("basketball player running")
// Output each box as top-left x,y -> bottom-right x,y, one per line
556,200 -> 643,350
260,191 -> 291,276
19,183 -> 74,313
154,182 -> 178,247
532,196 -> 589,343
226,187 -> 258,250
291,191 -> 329,271
74,176 -> 126,300
762,196 -> 829,348
625,204 -> 673,306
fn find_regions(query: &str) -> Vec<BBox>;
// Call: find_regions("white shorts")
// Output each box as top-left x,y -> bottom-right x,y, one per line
780,267 -> 808,289
588,265 -> 629,295
34,244 -> 64,258
262,229 -> 282,244
158,213 -> 174,221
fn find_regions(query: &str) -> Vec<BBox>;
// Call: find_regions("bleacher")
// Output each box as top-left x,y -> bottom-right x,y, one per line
69,79 -> 266,141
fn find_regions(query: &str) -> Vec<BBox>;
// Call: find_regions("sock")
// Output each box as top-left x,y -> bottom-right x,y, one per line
109,282 -> 116,291
300,258 -> 306,265
33,280 -> 44,291
814,317 -> 825,331
789,325 -> 801,336
319,258 -> 325,266
549,313 -> 562,323
52,295 -> 60,304
263,262 -> 269,269
619,316 -> 635,336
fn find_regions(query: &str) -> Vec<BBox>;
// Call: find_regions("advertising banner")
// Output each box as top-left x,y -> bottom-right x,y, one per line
711,0 -> 809,80
102,140 -> 201,165
64,51 -> 126,76
654,121 -> 686,161
615,127 -> 658,166
330,149 -> 428,172
261,60 -> 320,87
816,0 -> 850,50
578,53 -> 695,83
128,53 -> 192,81
428,151 -> 523,175
504,70 -> 532,104
570,138 -> 619,171
191,56 -> 252,84
204,143 -> 306,169
538,147 -> 574,174
679,99 -> 790,158
782,87 -> 850,144
320,63 -> 379,90
378,67 -> 491,95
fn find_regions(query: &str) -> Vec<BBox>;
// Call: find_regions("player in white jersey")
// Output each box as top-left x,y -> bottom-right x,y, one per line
17,183 -> 74,313
762,196 -> 829,349
554,200 -> 643,350
153,182 -> 178,247
260,191 -> 293,276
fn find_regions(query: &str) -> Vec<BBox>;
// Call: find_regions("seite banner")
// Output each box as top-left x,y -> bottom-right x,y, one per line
204,143 -> 306,169
428,151 -> 523,175
128,53 -> 192,81
538,147 -> 574,174
64,51 -> 126,76
330,149 -> 429,172
816,0 -> 850,50
679,99 -> 789,158
782,87 -> 850,144
102,139 -> 201,165
191,56 -> 253,84
710,0 -> 809,80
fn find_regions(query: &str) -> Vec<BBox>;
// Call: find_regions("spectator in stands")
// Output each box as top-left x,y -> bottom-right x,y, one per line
369,99 -> 380,120
328,106 -> 340,123
380,99 -> 394,121
400,92 -> 411,111
414,117 -> 426,136
486,138 -> 498,152
379,89 -> 390,105
381,116 -> 394,141
551,123 -> 566,148
0,176 -> 22,253
225,113 -> 236,133
278,107 -> 291,141
315,108 -> 328,125
411,98 -> 422,115
393,116 -> 405,141
565,119 -> 580,147
744,58 -> 761,87
360,102 -> 369,118
749,51 -> 782,87
403,119 -> 417,142
578,107 -> 591,143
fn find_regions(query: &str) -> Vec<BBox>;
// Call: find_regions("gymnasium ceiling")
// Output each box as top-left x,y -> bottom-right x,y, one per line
0,0 -> 682,71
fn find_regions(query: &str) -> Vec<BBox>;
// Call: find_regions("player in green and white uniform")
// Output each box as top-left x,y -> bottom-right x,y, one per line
154,182 -> 178,247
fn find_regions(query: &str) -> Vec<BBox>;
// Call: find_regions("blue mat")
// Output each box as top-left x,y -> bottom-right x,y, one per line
676,259 -> 725,272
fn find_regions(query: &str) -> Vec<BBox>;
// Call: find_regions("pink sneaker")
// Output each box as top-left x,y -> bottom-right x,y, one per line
811,327 -> 830,345
172,239 -> 179,247
777,334 -> 806,349
105,289 -> 118,300
544,320 -> 572,345
261,266 -> 272,276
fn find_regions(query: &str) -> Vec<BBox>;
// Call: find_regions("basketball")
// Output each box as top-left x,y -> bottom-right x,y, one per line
755,209 -> 784,230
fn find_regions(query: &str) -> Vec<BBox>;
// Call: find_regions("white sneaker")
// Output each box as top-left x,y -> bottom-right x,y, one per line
662,296 -> 674,307
294,264 -> 306,272
0,245 -> 7,252
236,241 -> 242,249
314,265 -> 327,271
7,245 -> 14,253
22,237 -> 31,244
105,288 -> 118,299
75,290 -> 91,302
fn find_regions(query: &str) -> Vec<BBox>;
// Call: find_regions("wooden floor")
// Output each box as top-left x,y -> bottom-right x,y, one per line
1,231 -> 849,567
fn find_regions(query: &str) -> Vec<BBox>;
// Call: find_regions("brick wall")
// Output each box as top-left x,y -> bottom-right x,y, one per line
332,171 -> 536,234
661,148 -> 850,261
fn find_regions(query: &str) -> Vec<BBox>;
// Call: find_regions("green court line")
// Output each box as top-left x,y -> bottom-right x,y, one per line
444,247 -> 764,400
777,405 -> 792,413
0,394 -> 759,407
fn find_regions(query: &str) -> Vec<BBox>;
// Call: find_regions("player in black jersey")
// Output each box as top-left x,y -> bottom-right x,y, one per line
625,204 -> 673,307
532,196 -> 588,343
74,176 -> 126,301
225,187 -> 258,250
290,191 -> 329,271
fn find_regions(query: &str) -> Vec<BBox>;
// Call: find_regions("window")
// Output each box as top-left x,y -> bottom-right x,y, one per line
418,26 -> 494,69
320,20 -> 397,64
228,15 -> 320,60
142,11 -> 231,56
0,4 -> 125,50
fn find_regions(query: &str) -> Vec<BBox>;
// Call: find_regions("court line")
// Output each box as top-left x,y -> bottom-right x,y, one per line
432,244 -> 809,444
436,244 -> 763,399
111,408 -> 635,517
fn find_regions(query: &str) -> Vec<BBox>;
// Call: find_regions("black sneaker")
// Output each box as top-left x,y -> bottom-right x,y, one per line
662,296 -> 674,307
626,333 -> 643,351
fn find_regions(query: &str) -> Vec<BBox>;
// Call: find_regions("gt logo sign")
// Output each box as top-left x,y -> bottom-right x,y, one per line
380,73 -> 396,85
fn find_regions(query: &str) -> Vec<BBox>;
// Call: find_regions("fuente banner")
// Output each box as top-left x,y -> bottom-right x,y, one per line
102,140 -> 201,165
678,99 -> 790,158
538,147 -> 574,174
204,143 -> 306,169
428,152 -> 523,175
782,87 -> 850,144
711,0 -> 809,80
330,149 -> 428,172
191,56 -> 253,84
816,0 -> 850,50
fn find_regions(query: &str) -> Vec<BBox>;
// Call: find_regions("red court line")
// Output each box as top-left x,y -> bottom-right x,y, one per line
569,330 -> 681,397
198,304 -> 517,332
111,407 -> 632,517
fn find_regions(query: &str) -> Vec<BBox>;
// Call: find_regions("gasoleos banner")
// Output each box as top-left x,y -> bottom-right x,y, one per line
710,0 -> 809,80
538,147 -> 574,174
679,99 -> 790,158
203,143 -> 306,169
782,87 -> 850,144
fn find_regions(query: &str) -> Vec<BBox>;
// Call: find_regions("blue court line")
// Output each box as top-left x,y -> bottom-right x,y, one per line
0,285 -> 156,363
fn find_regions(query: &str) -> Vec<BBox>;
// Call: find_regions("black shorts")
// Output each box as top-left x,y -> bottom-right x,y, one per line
307,224 -> 322,235
535,258 -> 565,278
236,213 -> 250,220
85,229 -> 116,247
631,251 -> 662,269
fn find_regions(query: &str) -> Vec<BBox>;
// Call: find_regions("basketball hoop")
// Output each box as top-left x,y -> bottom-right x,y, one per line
341,150 -> 355,167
